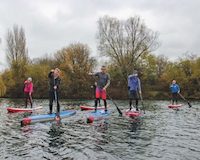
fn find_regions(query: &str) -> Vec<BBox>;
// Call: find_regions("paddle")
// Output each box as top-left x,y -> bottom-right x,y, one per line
178,93 -> 192,108
107,93 -> 122,116
139,92 -> 145,114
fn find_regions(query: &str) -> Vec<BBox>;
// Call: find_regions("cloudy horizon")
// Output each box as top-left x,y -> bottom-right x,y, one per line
0,0 -> 200,70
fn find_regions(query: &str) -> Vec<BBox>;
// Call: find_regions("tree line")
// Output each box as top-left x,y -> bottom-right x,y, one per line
0,16 -> 199,100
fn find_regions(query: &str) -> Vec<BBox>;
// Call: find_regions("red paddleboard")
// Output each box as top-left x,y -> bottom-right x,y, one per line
7,106 -> 42,113
80,105 -> 109,111
168,104 -> 182,109
125,109 -> 142,117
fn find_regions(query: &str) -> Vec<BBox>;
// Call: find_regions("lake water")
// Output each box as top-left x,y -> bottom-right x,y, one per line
0,98 -> 200,160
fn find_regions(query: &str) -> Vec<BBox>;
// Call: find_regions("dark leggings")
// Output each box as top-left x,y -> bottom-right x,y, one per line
24,92 -> 33,108
95,98 -> 107,111
49,91 -> 60,114
172,93 -> 178,104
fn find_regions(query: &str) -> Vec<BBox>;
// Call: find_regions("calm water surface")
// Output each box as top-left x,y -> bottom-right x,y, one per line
0,98 -> 199,160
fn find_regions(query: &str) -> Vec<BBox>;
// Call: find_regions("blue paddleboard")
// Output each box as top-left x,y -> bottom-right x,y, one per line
87,110 -> 110,123
21,110 -> 76,126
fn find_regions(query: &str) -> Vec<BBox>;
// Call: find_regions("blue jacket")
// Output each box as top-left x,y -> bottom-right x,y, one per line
128,75 -> 141,92
170,84 -> 180,93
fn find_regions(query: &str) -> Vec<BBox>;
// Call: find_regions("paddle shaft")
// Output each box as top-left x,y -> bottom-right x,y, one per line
139,92 -> 145,114
178,93 -> 192,108
107,93 -> 122,116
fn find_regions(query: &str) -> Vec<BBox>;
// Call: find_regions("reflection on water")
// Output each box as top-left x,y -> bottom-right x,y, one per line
0,98 -> 200,160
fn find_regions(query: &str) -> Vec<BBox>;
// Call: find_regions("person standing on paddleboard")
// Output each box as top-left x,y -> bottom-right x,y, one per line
24,77 -> 33,108
48,68 -> 61,116
128,70 -> 142,111
89,66 -> 110,113
170,80 -> 180,105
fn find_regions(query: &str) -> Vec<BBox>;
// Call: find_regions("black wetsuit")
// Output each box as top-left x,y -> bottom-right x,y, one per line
48,71 -> 61,114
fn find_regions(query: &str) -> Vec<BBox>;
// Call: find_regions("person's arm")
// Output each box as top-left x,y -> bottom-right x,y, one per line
138,78 -> 142,94
177,84 -> 180,93
48,70 -> 54,78
103,74 -> 110,90
128,76 -> 131,90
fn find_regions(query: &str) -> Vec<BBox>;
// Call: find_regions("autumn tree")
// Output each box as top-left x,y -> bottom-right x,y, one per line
54,43 -> 96,98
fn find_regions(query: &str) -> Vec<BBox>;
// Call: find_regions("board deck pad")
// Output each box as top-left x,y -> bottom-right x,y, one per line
80,105 -> 109,111
86,110 -> 110,123
125,109 -> 142,117
168,104 -> 182,109
21,110 -> 76,126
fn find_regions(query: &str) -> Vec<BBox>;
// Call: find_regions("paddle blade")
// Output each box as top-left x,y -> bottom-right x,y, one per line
117,106 -> 122,116
188,101 -> 192,108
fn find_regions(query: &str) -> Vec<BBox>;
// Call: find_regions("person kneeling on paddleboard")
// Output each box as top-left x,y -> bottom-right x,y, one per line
170,80 -> 180,105
89,66 -> 110,113
48,68 -> 61,116
24,77 -> 33,108
128,70 -> 142,111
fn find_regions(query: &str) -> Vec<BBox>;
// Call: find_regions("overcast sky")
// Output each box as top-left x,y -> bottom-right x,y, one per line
0,0 -> 200,70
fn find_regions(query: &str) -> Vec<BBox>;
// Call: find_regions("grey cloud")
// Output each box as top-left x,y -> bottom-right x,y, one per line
0,0 -> 200,71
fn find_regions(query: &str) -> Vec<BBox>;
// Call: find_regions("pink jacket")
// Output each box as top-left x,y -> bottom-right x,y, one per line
24,81 -> 33,93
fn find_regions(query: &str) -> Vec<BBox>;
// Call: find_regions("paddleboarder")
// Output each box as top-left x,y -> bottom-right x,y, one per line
128,70 -> 142,111
89,65 -> 110,112
170,80 -> 180,105
48,68 -> 61,117
24,77 -> 33,108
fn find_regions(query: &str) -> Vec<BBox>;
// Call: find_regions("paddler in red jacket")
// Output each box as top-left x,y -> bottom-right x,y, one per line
24,77 -> 33,108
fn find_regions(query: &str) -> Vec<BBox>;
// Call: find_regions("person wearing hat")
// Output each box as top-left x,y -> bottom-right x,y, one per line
48,68 -> 61,117
24,77 -> 33,108
170,80 -> 180,104
128,70 -> 142,111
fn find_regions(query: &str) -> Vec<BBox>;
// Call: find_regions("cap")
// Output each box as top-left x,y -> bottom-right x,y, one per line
133,70 -> 138,76
27,77 -> 32,81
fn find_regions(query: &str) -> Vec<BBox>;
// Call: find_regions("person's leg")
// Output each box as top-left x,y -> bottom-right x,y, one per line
102,89 -> 107,112
95,87 -> 100,112
56,91 -> 60,115
129,99 -> 132,110
29,94 -> 33,108
172,93 -> 175,105
175,93 -> 178,104
129,90 -> 134,110
25,93 -> 28,108
49,91 -> 53,114
135,91 -> 139,111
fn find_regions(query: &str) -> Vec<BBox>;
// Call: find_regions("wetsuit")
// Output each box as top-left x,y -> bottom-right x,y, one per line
48,71 -> 61,115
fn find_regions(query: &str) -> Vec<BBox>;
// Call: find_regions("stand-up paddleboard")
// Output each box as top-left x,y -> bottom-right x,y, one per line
7,106 -> 42,113
80,105 -> 109,111
87,110 -> 110,123
125,109 -> 142,118
21,110 -> 76,126
168,104 -> 182,109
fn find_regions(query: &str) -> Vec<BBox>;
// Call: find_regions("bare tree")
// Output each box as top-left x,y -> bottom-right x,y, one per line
6,25 -> 28,68
5,25 -> 29,97
97,15 -> 159,82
